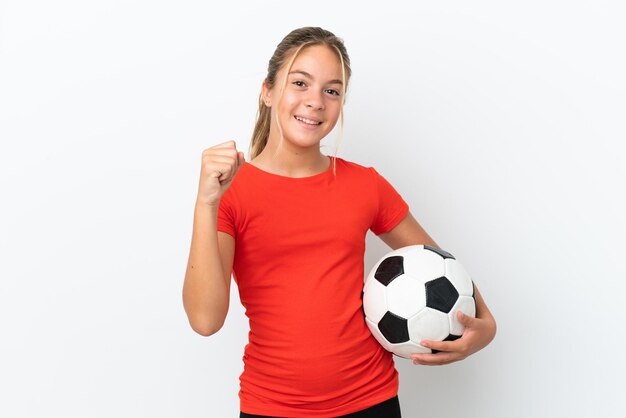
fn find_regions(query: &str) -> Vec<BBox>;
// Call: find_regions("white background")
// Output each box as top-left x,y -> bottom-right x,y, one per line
1,1 -> 625,417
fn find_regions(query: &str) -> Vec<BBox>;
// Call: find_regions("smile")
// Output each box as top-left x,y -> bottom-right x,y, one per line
294,115 -> 322,125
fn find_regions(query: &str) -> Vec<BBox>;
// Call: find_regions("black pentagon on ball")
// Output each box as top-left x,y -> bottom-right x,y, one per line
378,311 -> 409,343
425,277 -> 459,313
374,256 -> 404,286
423,245 -> 455,260
431,334 -> 461,354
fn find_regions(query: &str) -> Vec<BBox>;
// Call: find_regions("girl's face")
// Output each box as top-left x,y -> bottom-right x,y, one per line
264,44 -> 344,150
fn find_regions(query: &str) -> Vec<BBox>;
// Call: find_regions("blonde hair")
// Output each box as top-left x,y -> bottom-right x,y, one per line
249,27 -> 352,177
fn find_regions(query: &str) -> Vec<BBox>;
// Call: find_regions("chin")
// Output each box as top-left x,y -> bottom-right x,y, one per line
283,133 -> 328,147
289,139 -> 325,149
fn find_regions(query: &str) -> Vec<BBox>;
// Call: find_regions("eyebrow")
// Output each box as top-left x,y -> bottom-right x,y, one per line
288,70 -> 343,85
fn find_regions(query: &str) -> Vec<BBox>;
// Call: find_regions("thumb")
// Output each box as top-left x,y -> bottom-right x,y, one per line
457,310 -> 475,327
238,151 -> 245,164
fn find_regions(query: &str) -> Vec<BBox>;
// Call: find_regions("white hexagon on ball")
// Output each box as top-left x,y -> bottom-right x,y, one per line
386,273 -> 425,319
408,307 -> 450,343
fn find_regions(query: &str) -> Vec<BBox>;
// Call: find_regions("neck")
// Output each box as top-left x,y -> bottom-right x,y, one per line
253,140 -> 329,178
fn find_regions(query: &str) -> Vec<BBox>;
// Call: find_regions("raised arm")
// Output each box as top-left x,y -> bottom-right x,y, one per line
182,204 -> 235,336
182,141 -> 244,336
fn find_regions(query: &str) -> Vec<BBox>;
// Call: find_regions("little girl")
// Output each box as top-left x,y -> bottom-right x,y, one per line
183,26 -> 497,418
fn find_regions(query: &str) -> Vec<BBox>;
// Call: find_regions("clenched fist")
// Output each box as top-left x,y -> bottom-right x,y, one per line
196,140 -> 245,207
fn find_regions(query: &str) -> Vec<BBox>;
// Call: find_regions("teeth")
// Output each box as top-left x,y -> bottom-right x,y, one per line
295,116 -> 321,125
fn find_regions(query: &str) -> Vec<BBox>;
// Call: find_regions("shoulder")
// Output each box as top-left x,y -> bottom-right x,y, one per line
224,162 -> 255,193
336,158 -> 405,198
333,156 -> 378,177
332,157 -> 386,191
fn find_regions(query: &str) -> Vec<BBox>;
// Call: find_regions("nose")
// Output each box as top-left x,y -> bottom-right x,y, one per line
305,90 -> 324,110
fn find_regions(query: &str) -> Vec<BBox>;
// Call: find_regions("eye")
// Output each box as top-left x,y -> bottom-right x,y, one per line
292,80 -> 306,87
326,89 -> 340,96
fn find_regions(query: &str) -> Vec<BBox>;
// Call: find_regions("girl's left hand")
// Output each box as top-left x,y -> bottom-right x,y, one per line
410,310 -> 496,366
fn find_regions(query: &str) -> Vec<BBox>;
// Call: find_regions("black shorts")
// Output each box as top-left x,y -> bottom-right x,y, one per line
239,395 -> 401,417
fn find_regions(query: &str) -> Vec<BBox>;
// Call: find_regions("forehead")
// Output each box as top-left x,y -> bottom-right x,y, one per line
284,44 -> 343,79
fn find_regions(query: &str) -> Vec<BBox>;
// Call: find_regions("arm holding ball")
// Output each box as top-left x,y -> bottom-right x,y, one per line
378,211 -> 497,366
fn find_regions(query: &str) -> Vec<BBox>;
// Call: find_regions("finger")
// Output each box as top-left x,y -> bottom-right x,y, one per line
204,162 -> 232,181
202,148 -> 239,173
211,140 -> 238,149
236,151 -> 245,171
204,149 -> 239,162
419,339 -> 460,353
206,155 -> 238,166
411,351 -> 460,366
204,155 -> 238,177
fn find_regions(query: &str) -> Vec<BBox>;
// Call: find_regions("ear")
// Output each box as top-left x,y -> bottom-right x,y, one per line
261,79 -> 271,106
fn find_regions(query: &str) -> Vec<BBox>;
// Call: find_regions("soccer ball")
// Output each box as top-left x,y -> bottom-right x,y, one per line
362,245 -> 476,359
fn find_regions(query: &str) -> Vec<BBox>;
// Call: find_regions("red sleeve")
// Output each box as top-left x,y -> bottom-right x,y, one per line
216,187 -> 237,239
369,167 -> 409,236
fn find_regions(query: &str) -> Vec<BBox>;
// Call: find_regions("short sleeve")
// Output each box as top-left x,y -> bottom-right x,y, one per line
216,187 -> 237,239
369,167 -> 409,236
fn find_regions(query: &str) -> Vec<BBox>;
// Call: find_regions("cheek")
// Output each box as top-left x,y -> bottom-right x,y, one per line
327,103 -> 342,121
277,98 -> 298,119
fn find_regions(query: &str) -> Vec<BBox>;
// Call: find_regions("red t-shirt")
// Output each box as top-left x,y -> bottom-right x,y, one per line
217,155 -> 409,417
